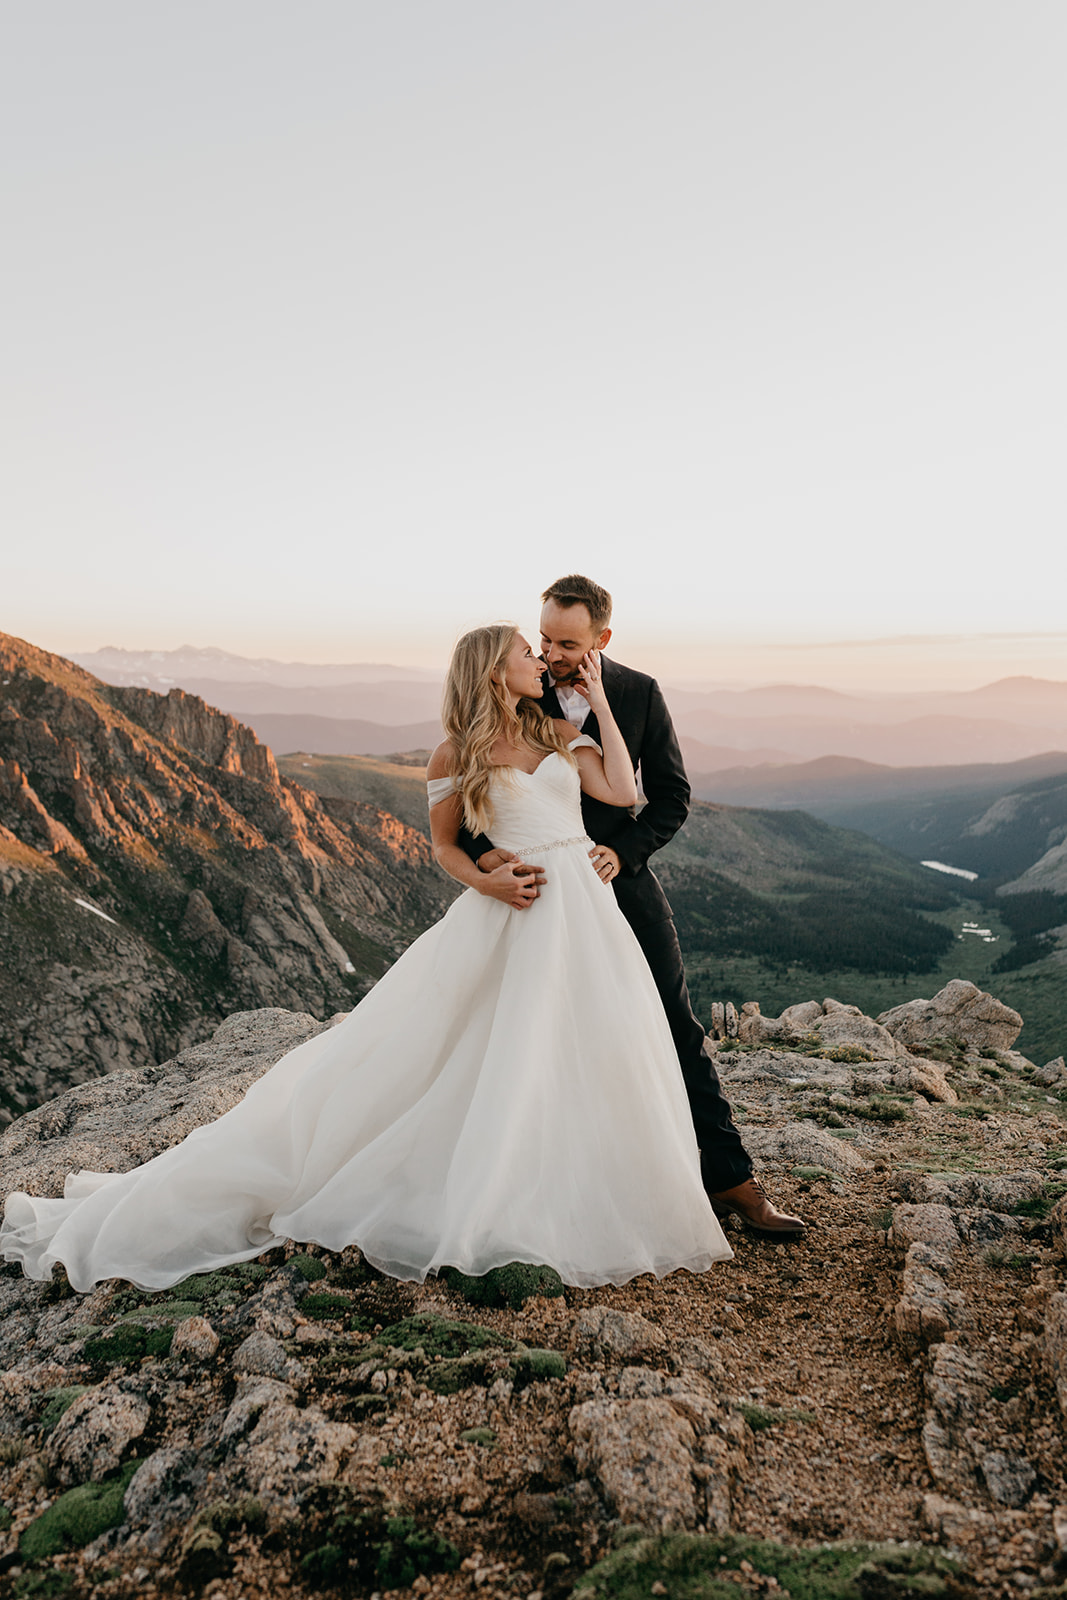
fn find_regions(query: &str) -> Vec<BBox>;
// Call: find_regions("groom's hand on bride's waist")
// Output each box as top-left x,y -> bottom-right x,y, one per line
588,845 -> 621,884
476,849 -> 547,909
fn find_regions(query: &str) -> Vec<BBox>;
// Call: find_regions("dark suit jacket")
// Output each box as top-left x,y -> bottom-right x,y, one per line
461,656 -> 691,928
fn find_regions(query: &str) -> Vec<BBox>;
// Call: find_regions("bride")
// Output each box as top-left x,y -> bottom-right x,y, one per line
1,624 -> 731,1292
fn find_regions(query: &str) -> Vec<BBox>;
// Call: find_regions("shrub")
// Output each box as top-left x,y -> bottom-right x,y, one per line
853,1095 -> 911,1124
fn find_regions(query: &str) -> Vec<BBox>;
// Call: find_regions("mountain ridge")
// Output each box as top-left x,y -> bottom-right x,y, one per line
0,633 -> 457,1119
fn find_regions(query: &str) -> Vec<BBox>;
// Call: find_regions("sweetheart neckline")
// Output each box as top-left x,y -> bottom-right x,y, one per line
489,750 -> 570,779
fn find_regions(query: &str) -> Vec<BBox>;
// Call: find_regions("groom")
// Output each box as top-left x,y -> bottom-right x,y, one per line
470,574 -> 804,1237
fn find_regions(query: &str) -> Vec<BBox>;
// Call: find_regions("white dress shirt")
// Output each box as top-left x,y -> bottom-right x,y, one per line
553,680 -> 591,730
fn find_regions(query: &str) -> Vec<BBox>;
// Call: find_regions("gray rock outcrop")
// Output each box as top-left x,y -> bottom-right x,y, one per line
0,1009 -> 331,1197
738,997 -> 903,1060
877,979 -> 1023,1055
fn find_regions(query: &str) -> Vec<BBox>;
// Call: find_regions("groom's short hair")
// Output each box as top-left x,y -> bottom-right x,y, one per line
541,574 -> 613,632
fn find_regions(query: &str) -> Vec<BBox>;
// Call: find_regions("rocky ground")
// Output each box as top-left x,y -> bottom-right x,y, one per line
2,982 -> 1067,1599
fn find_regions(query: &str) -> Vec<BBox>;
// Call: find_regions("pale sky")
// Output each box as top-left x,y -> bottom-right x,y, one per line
3,3 -> 1066,687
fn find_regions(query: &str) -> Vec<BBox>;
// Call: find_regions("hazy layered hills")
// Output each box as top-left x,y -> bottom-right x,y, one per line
69,647 -> 1067,770
70,644 -> 439,688
674,678 -> 1067,767
0,634 -> 457,1119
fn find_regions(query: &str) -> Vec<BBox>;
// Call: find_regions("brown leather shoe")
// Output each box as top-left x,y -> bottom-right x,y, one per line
708,1177 -> 806,1236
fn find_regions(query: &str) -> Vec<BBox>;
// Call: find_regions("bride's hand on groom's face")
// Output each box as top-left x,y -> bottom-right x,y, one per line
573,650 -> 607,708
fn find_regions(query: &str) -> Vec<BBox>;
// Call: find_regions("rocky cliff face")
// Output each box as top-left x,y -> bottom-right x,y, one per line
0,634 -> 455,1119
1,983 -> 1066,1598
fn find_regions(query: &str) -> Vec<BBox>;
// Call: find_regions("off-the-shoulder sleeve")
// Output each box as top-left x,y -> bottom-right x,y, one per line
426,775 -> 459,807
569,733 -> 603,755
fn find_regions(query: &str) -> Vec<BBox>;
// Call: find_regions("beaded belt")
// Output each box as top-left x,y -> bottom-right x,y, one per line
514,834 -> 593,857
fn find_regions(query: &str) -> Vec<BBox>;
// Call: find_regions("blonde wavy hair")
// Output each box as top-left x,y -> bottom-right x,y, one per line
442,623 -> 575,836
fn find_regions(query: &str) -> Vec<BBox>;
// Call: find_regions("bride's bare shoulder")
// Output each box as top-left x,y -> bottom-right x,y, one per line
551,719 -> 582,745
427,741 -> 461,779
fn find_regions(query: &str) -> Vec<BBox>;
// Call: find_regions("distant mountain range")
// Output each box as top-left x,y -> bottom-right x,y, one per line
68,647 -> 1067,771
71,645 -> 440,687
693,753 -> 1067,887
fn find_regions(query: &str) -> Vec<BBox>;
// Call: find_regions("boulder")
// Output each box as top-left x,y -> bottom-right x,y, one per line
741,1120 -> 868,1176
1044,1292 -> 1067,1418
893,1169 -> 1045,1211
570,1395 -> 700,1530
920,1344 -> 987,1497
921,1493 -> 999,1552
737,998 -> 900,1061
1049,1194 -> 1067,1258
980,1450 -> 1036,1508
569,1379 -> 735,1533
220,1395 -> 356,1506
47,1378 -> 151,1487
568,1308 -> 667,1363
234,1263 -> 309,1338
231,1330 -> 303,1385
171,1316 -> 220,1363
877,980 -> 1022,1055
890,1061 -> 957,1104
1035,1056 -> 1067,1087
894,1246 -> 969,1349
888,1204 -> 959,1266
0,1009 -> 328,1198
124,1444 -> 209,1550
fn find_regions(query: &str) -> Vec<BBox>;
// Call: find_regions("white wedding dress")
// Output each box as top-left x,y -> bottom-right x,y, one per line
1,742 -> 731,1292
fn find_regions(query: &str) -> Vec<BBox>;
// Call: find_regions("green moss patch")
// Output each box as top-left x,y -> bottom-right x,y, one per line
371,1313 -> 517,1359
512,1348 -> 568,1384
117,1299 -> 201,1323
301,1293 -> 353,1321
19,1460 -> 140,1561
39,1386 -> 90,1433
82,1323 -> 173,1364
288,1253 -> 327,1282
575,1533 -> 960,1600
354,1314 -> 565,1397
292,1488 -> 460,1592
442,1262 -> 565,1309
377,1515 -> 461,1588
1010,1181 -> 1067,1219
177,1498 -> 266,1587
737,1403 -> 816,1432
13,1572 -> 74,1599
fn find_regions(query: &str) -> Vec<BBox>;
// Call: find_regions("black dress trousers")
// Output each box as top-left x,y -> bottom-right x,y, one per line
611,870 -> 753,1193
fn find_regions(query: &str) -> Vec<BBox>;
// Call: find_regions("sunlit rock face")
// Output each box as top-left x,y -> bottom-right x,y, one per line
0,633 -> 456,1117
